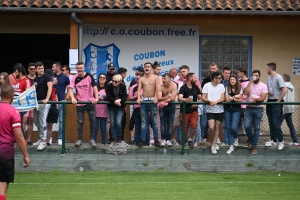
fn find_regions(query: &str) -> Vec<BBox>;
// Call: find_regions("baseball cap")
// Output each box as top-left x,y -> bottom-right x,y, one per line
136,66 -> 144,73
108,62 -> 116,70
45,69 -> 54,76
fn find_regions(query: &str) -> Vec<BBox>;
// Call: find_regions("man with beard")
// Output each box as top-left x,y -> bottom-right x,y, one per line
157,73 -> 177,147
178,73 -> 201,147
243,70 -> 268,155
137,62 -> 160,147
13,66 -> 31,139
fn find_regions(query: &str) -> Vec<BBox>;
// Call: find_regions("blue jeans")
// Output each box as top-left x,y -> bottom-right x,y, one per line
280,113 -> 298,143
132,108 -> 142,144
245,107 -> 263,147
140,102 -> 158,141
94,117 -> 107,144
159,103 -> 175,141
196,115 -> 202,142
20,111 -> 26,139
222,118 -> 228,144
58,104 -> 63,139
108,107 -> 124,139
266,103 -> 284,143
76,104 -> 95,141
224,110 -> 241,146
201,104 -> 208,139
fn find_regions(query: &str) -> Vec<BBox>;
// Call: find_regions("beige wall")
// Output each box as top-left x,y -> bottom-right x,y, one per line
0,13 -> 69,34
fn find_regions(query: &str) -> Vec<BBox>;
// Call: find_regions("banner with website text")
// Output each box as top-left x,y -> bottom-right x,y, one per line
82,25 -> 199,85
12,86 -> 38,112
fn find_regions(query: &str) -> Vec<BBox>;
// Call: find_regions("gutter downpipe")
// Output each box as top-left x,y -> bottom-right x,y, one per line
71,12 -> 82,62
1,8 -> 300,15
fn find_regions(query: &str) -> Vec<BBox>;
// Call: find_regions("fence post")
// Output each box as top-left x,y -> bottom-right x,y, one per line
61,102 -> 66,154
181,102 -> 186,155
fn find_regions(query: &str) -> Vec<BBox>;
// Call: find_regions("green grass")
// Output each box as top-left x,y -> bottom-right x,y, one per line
8,171 -> 300,200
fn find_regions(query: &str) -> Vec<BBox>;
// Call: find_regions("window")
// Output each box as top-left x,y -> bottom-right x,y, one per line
199,36 -> 252,79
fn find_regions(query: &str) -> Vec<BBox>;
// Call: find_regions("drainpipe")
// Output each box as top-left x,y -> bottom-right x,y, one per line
71,12 -> 82,62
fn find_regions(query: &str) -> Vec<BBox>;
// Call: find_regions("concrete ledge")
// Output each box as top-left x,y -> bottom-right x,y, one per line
15,147 -> 300,172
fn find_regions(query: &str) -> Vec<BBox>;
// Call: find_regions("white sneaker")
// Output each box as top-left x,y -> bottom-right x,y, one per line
226,146 -> 234,155
243,130 -> 246,135
171,139 -> 180,146
90,139 -> 97,148
160,139 -> 166,147
278,141 -> 284,151
265,140 -> 277,147
58,139 -> 62,146
194,142 -> 198,147
33,139 -> 41,146
233,138 -> 238,147
203,139 -> 207,143
217,137 -> 221,144
47,137 -> 52,145
37,141 -> 47,150
215,144 -> 220,151
288,142 -> 300,146
75,140 -> 82,147
211,146 -> 217,155
259,132 -> 262,136
219,142 -> 228,147
166,140 -> 172,147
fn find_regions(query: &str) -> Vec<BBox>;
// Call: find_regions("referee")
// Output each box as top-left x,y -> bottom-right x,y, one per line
0,84 -> 30,200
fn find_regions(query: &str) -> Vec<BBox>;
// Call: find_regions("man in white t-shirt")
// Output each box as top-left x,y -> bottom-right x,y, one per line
202,72 -> 225,155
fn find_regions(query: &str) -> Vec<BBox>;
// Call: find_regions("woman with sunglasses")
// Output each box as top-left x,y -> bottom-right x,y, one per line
106,74 -> 127,143
224,75 -> 243,154
94,73 -> 108,145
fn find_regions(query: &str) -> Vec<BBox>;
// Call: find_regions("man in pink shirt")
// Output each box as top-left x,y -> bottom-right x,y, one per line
243,70 -> 268,155
0,85 -> 30,200
69,61 -> 98,147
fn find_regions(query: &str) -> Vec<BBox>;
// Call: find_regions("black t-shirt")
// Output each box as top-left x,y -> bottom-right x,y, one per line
130,79 -> 137,87
179,84 -> 201,113
34,73 -> 52,100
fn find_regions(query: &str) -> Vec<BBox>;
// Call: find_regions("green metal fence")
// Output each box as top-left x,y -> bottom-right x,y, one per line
21,101 -> 300,155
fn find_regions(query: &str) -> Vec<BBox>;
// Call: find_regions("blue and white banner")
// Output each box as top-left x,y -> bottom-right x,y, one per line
12,86 -> 38,112
82,25 -> 199,85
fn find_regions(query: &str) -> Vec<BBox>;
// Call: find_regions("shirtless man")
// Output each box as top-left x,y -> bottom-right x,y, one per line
157,73 -> 177,147
137,62 -> 160,147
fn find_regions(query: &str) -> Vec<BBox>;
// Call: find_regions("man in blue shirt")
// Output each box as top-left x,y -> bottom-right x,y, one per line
53,62 -> 70,146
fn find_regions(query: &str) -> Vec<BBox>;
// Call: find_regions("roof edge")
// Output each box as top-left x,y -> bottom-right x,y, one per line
1,8 -> 300,15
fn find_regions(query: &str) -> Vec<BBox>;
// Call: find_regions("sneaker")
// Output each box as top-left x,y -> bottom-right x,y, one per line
166,140 -> 172,147
47,137 -> 52,146
217,137 -> 221,144
226,146 -> 234,155
215,144 -> 220,151
58,139 -> 62,146
33,139 -> 41,146
75,140 -> 82,147
90,139 -> 97,148
243,141 -> 252,148
129,140 -> 135,145
160,139 -> 166,147
265,140 -> 277,147
278,141 -> 284,151
233,138 -> 238,147
219,142 -> 229,147
194,142 -> 198,147
203,139 -> 207,143
288,142 -> 300,146
251,147 -> 257,155
211,146 -> 217,155
138,140 -> 146,147
154,140 -> 160,147
188,140 -> 194,147
171,139 -> 180,146
242,130 -> 246,135
37,141 -> 47,151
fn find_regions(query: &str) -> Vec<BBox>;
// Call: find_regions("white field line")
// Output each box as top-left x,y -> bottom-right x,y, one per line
12,181 -> 300,185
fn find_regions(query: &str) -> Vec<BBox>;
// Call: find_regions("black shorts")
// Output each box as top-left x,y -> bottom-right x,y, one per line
0,159 -> 14,183
207,113 -> 224,122
46,106 -> 58,123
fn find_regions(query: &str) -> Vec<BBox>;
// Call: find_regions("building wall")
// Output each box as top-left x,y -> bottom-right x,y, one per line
0,13 -> 69,34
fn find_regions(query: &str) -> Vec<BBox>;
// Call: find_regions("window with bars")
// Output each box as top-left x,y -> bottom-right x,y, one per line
199,36 -> 252,80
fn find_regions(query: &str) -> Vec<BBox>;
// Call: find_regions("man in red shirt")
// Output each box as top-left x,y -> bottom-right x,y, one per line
13,66 -> 31,139
0,84 -> 30,200
8,63 -> 22,86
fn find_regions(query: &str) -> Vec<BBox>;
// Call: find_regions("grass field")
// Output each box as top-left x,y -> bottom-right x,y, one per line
8,171 -> 300,200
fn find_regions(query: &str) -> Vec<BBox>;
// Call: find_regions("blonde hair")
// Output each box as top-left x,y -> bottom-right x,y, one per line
113,74 -> 123,82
